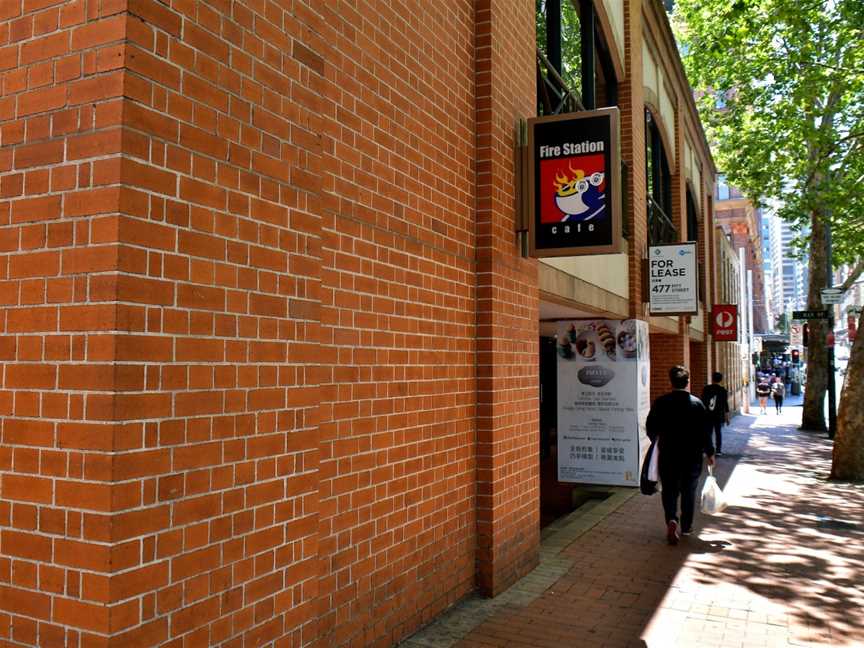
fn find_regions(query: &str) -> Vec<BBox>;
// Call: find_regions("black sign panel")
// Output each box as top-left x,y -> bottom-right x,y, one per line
527,108 -> 622,257
792,310 -> 829,320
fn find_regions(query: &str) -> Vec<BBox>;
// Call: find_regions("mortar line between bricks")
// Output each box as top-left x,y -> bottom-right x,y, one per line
399,487 -> 640,648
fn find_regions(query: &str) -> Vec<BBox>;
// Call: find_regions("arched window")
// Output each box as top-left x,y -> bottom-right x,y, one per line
645,109 -> 674,244
686,188 -> 699,242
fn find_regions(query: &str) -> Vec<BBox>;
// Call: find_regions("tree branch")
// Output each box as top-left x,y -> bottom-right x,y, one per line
839,259 -> 864,292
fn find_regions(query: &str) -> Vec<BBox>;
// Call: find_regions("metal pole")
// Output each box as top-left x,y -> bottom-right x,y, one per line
740,248 -> 752,403
826,223 -> 837,438
579,0 -> 595,110
546,0 -> 562,80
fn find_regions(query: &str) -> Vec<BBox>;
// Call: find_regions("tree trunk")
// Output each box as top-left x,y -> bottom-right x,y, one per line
801,212 -> 829,431
832,309 -> 864,481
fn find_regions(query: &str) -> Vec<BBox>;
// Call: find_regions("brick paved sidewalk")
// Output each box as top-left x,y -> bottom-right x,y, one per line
403,399 -> 864,648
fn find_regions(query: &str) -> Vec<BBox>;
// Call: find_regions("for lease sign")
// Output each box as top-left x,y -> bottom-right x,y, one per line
648,243 -> 699,315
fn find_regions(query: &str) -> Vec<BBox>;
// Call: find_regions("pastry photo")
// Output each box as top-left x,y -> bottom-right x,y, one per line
616,321 -> 637,359
574,331 -> 596,361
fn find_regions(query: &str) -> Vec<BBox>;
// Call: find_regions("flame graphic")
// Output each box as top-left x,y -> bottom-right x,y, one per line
553,165 -> 586,197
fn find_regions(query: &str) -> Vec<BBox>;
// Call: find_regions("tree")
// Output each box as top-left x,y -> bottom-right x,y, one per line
832,265 -> 864,481
775,313 -> 789,335
673,0 -> 864,469
535,0 -> 581,87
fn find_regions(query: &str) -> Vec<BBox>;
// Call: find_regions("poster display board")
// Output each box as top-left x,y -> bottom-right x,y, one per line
556,319 -> 651,486
648,243 -> 699,315
527,108 -> 622,257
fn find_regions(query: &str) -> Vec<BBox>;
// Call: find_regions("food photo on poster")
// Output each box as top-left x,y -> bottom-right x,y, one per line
556,319 -> 651,487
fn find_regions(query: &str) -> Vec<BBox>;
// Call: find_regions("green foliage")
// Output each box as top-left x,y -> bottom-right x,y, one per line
536,0 -> 582,92
673,0 -> 864,266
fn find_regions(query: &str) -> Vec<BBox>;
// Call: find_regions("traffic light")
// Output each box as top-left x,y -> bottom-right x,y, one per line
803,323 -> 809,347
791,349 -> 800,365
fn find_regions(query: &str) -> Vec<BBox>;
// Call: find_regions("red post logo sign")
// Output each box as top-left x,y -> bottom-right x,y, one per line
711,305 -> 738,341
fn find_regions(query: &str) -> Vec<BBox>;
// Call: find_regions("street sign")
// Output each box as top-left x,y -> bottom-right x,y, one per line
790,323 -> 802,346
821,288 -> 844,304
847,305 -> 862,315
711,304 -> 738,341
793,310 -> 829,320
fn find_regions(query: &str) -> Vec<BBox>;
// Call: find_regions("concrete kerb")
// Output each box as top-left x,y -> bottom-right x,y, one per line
399,487 -> 639,648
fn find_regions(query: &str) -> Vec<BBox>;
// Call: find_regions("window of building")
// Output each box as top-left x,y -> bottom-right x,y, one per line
716,174 -> 730,201
646,109 -> 675,244
535,0 -> 618,115
685,188 -> 699,242
536,0 -> 581,115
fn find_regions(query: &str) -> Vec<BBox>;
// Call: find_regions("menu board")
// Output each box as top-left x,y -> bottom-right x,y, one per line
556,319 -> 650,486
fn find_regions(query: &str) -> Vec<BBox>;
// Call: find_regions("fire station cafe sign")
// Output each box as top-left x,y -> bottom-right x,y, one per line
711,304 -> 738,341
527,107 -> 622,257
647,242 -> 699,315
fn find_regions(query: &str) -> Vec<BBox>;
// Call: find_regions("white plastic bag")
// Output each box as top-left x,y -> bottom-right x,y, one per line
647,440 -> 660,483
700,465 -> 727,515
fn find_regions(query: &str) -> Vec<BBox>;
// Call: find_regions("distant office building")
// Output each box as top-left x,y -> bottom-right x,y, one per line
761,211 -> 784,330
715,176 -> 769,332
780,220 -> 808,310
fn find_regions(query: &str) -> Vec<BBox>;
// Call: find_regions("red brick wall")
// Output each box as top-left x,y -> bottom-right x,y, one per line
112,2 -> 323,644
2,0 -> 325,645
2,1 -> 541,646
622,1 -> 647,314
2,0 -> 723,645
689,340 -> 708,396
650,333 -> 689,401
314,0 -> 483,644
474,0 -> 539,597
0,1 -> 131,645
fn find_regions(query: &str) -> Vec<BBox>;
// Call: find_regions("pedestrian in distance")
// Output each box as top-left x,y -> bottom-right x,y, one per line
755,377 -> 771,414
701,371 -> 730,456
771,376 -> 785,414
646,365 -> 716,546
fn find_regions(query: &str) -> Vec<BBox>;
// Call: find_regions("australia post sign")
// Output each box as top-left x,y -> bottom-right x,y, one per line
711,304 -> 738,341
527,107 -> 622,257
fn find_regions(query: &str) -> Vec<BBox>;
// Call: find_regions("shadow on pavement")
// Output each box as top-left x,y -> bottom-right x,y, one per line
684,409 -> 864,645
440,403 -> 863,648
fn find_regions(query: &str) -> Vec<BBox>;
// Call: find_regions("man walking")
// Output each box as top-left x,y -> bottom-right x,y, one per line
646,366 -> 716,545
771,376 -> 785,414
701,372 -> 730,455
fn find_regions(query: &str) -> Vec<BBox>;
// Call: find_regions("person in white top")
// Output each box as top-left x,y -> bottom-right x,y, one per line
771,376 -> 785,414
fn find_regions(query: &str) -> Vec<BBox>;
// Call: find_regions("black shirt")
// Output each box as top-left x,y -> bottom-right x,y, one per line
701,383 -> 729,421
646,390 -> 714,477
